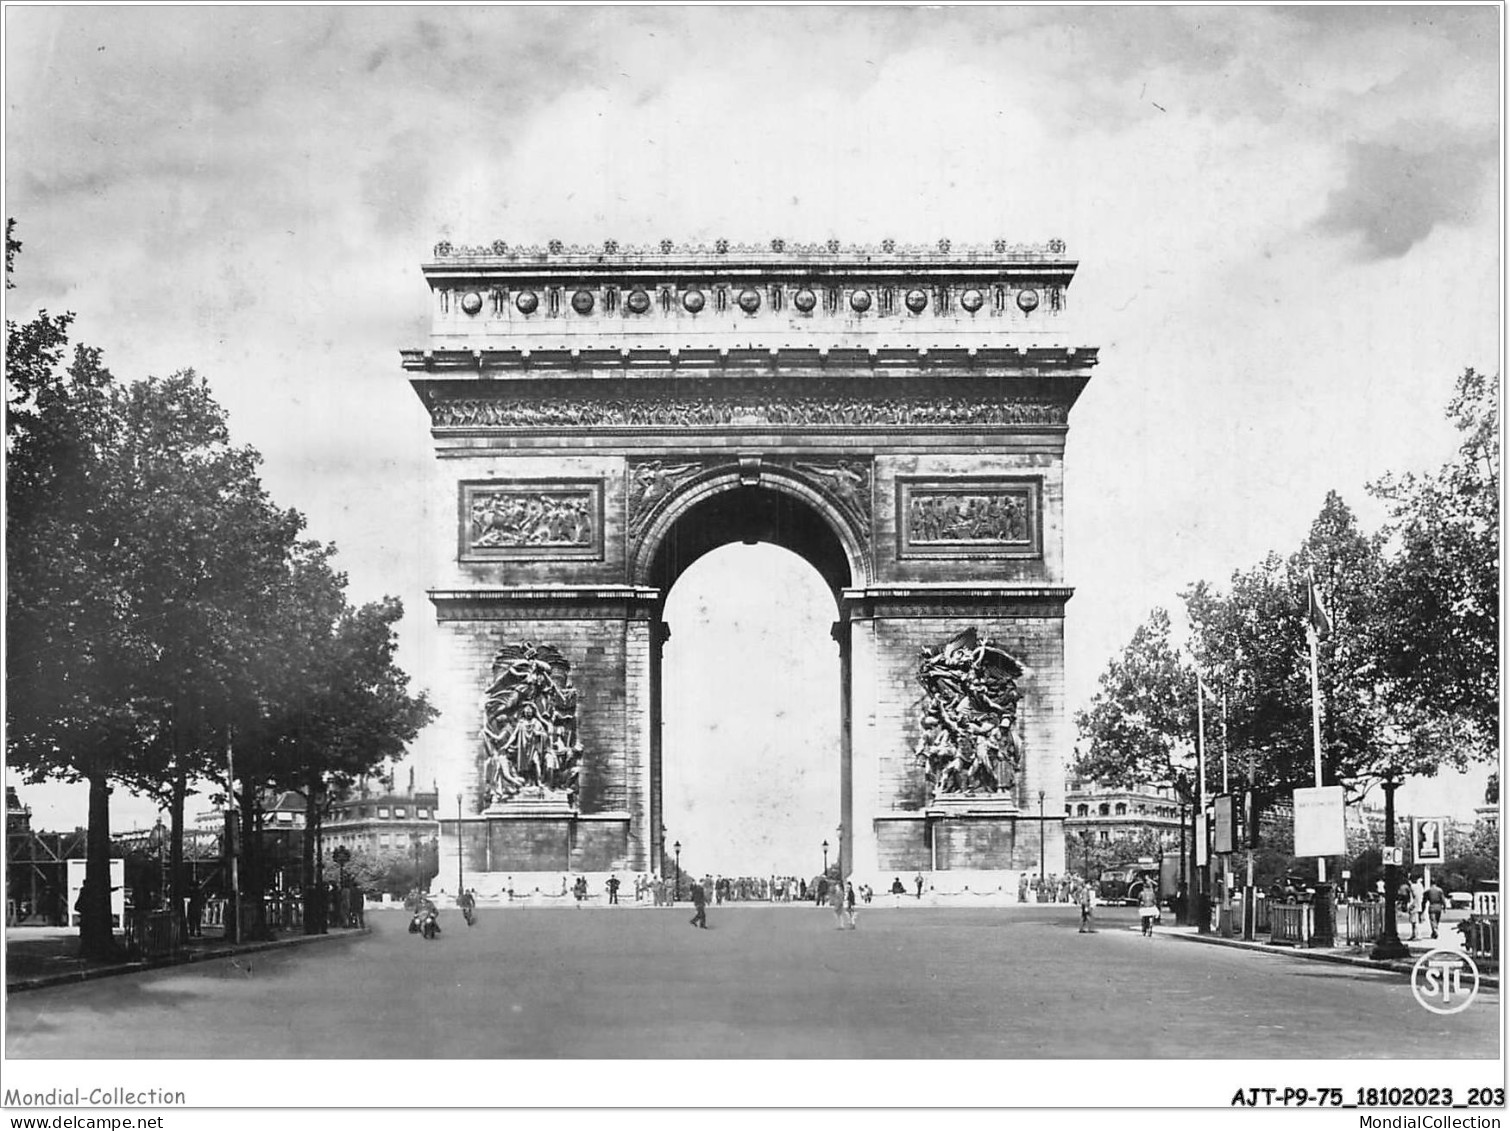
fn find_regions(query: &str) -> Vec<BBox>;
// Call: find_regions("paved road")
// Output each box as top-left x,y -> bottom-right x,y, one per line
5,905 -> 1498,1059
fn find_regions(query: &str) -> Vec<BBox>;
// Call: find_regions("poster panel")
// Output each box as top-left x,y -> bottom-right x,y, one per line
1293,785 -> 1346,857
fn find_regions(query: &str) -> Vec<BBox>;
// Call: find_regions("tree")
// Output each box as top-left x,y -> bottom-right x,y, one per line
1184,494 -> 1438,830
222,541 -> 435,936
1074,608 -> 1196,789
1371,368 -> 1499,766
7,229 -> 141,958
97,371 -> 305,927
285,594 -> 437,932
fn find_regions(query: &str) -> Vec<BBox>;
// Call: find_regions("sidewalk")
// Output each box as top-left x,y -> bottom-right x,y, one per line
1152,921 -> 1499,988
4,923 -> 369,993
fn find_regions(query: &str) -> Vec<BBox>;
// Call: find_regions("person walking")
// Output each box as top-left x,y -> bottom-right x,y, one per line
1078,882 -> 1095,933
1407,875 -> 1427,941
1137,881 -> 1159,937
1424,878 -> 1446,939
915,873 -> 925,899
829,879 -> 848,929
689,880 -> 708,929
845,882 -> 858,930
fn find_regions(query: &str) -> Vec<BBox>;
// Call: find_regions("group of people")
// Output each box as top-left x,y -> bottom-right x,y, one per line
1398,875 -> 1448,941
1018,873 -> 1097,905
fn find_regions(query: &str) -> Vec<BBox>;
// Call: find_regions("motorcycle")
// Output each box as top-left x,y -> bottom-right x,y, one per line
462,904 -> 476,927
421,911 -> 441,940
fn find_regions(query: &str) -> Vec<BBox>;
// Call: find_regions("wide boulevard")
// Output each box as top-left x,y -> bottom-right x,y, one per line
6,904 -> 1499,1059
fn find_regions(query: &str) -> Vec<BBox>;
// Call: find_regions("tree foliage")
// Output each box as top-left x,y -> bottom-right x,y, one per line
1074,608 -> 1195,789
6,223 -> 436,949
1076,365 -> 1497,842
1371,367 -> 1499,765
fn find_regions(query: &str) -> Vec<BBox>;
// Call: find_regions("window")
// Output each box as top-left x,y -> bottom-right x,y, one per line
379,834 -> 390,849
394,807 -> 407,819
277,811 -> 293,824
417,808 -> 429,819
378,807 -> 390,819
1098,831 -> 1110,842
1077,805 -> 1089,817
1098,804 -> 1110,817
1115,804 -> 1126,816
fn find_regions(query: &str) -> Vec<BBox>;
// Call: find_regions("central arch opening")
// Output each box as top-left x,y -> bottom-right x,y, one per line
647,481 -> 855,885
662,544 -> 839,878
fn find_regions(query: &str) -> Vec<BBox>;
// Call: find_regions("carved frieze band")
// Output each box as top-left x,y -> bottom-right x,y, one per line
460,480 -> 604,561
430,396 -> 1068,430
897,478 -> 1041,560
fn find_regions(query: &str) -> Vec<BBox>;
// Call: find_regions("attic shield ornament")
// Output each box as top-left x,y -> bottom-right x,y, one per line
479,643 -> 583,807
915,629 -> 1023,800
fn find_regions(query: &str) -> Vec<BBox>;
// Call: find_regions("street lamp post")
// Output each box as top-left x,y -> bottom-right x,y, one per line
1371,767 -> 1412,961
411,832 -> 423,897
1080,831 -> 1093,887
673,841 -> 682,902
331,845 -> 350,889
1037,791 -> 1046,884
456,793 -> 465,900
822,840 -> 829,878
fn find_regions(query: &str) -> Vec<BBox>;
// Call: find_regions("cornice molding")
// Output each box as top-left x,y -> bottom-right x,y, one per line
402,345 -> 1098,373
430,237 -> 1069,263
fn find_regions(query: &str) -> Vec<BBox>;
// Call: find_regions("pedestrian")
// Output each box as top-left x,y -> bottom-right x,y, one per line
846,882 -> 858,929
689,881 -> 708,929
187,885 -> 205,938
1425,879 -> 1446,939
1138,881 -> 1159,937
915,873 -> 925,899
607,875 -> 620,905
829,878 -> 848,929
1407,875 -> 1426,941
1078,881 -> 1095,933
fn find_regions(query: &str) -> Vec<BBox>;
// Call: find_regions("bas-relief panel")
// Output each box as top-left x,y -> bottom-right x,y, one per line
897,478 -> 1041,560
459,480 -> 604,561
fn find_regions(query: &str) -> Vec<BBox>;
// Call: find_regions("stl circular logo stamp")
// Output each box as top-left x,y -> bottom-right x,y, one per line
1411,948 -> 1480,1015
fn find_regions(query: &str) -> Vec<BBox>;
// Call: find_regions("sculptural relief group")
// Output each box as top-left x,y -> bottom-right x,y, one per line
915,628 -> 1024,799
478,644 -> 584,806
468,491 -> 595,550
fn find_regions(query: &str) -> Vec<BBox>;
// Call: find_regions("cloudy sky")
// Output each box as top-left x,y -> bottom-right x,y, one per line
5,6 -> 1500,846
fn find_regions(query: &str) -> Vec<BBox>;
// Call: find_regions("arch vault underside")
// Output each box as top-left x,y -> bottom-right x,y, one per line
406,239 -> 1097,891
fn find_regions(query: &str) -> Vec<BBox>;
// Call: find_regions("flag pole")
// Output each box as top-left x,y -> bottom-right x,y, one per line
1306,569 -> 1327,886
1196,673 -> 1208,933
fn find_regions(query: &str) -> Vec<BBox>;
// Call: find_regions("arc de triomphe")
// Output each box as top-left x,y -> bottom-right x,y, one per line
403,238 -> 1096,893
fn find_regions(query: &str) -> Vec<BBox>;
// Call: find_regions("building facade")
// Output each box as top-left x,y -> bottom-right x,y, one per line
1063,780 -> 1184,846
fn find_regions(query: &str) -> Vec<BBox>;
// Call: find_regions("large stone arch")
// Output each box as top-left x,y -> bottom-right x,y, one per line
630,460 -> 873,593
405,239 -> 1096,896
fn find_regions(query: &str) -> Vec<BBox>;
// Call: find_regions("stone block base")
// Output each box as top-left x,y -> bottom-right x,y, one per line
452,812 -> 632,880
875,810 -> 1053,872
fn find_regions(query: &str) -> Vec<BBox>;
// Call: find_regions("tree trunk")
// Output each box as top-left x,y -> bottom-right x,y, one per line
170,771 -> 187,938
239,783 -> 269,940
302,780 -> 322,935
78,773 -> 121,961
